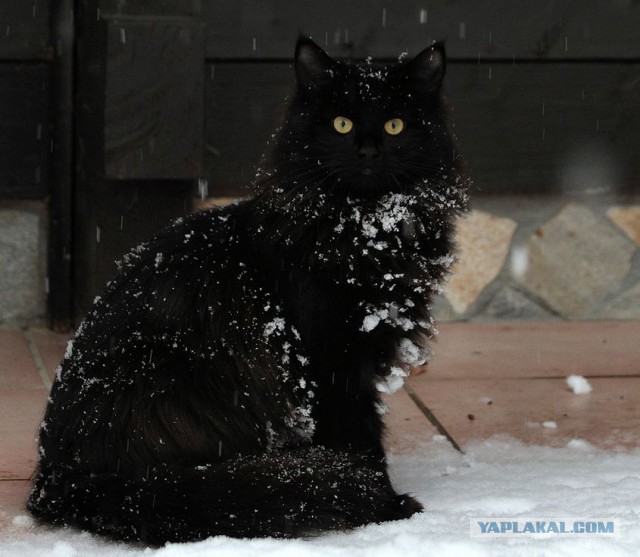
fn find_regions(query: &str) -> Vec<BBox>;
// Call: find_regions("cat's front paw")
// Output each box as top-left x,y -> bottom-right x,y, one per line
395,493 -> 423,518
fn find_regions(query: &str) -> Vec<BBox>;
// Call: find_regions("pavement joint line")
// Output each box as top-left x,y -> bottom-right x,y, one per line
23,329 -> 52,390
403,382 -> 465,454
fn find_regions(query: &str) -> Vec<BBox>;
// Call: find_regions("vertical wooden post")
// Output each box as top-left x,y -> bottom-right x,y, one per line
48,0 -> 74,330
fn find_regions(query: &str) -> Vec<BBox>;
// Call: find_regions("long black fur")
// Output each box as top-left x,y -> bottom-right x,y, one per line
28,37 -> 469,544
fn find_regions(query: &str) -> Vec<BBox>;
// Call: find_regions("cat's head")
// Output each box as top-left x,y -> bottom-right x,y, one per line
261,36 -> 461,202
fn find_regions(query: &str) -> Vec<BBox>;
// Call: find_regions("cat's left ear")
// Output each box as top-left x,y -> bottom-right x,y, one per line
401,42 -> 446,93
295,36 -> 336,92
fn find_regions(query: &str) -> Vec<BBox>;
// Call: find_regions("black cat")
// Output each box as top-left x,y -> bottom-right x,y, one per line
28,37 -> 468,544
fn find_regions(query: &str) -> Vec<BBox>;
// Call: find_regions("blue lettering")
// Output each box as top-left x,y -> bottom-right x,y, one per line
476,518 -> 615,536
599,521 -> 614,534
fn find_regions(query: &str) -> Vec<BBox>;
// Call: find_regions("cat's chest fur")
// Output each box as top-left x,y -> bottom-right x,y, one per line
248,191 -> 454,379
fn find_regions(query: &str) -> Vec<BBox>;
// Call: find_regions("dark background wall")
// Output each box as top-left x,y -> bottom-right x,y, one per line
4,1 -> 640,200
1,0 -> 639,325
0,0 -> 51,199
201,1 -> 640,196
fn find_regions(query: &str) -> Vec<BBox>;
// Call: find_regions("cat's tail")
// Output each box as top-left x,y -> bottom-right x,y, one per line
27,447 -> 421,544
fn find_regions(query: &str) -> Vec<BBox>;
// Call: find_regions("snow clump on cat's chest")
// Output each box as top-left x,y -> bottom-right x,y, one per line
333,194 -> 418,246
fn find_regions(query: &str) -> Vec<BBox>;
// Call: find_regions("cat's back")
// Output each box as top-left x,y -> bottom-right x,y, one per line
53,197 -> 275,395
77,200 -> 258,336
120,199 -> 253,284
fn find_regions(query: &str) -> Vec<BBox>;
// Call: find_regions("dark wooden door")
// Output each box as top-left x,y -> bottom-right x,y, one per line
73,1 -> 204,317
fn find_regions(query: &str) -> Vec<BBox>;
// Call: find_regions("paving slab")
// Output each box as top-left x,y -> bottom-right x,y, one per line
0,390 -> 47,480
406,376 -> 640,449
0,327 -> 42,390
429,321 -> 640,379
27,327 -> 71,384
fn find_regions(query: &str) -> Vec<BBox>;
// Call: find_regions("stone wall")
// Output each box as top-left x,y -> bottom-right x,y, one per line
435,196 -> 640,321
2,196 -> 637,325
0,202 -> 47,325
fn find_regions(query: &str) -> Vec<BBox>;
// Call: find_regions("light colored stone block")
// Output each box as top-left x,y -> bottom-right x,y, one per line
0,210 -> 45,324
478,287 -> 557,321
607,205 -> 640,246
515,203 -> 635,319
444,210 -> 517,315
431,293 -> 456,322
597,282 -> 640,320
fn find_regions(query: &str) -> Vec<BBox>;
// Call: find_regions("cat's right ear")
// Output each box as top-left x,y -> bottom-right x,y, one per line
295,36 -> 336,92
401,42 -> 446,94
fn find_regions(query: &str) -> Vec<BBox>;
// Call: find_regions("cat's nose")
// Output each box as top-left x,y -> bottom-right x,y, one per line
358,144 -> 379,159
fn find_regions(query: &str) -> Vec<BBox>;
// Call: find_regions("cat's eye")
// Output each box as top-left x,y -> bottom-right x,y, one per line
384,118 -> 405,136
333,116 -> 353,134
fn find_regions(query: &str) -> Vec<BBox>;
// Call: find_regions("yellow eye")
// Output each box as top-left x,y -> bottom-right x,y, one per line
384,118 -> 404,135
333,116 -> 353,134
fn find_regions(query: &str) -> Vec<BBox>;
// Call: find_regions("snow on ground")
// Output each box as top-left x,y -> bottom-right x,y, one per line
1,437 -> 639,557
566,375 -> 593,394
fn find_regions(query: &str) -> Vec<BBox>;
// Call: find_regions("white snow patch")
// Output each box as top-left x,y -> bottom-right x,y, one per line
510,244 -> 529,278
542,421 -> 558,429
375,374 -> 404,394
12,515 -> 34,528
566,375 -> 593,394
375,401 -> 389,415
398,338 -> 428,366
263,318 -> 286,338
361,220 -> 378,238
360,308 -> 389,332
442,496 -> 537,514
566,438 -> 596,451
361,314 -> 381,332
396,318 -> 415,331
63,340 -> 74,360
3,437 -> 640,556
51,542 -> 78,557
376,366 -> 408,394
